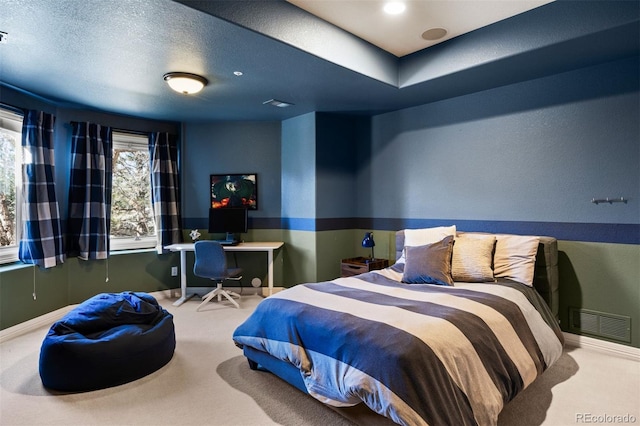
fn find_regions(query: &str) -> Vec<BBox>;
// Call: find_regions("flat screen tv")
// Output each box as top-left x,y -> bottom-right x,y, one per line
208,207 -> 248,245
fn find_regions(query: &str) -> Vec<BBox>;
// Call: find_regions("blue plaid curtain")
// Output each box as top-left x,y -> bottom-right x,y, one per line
67,122 -> 112,260
18,110 -> 65,268
149,132 -> 182,253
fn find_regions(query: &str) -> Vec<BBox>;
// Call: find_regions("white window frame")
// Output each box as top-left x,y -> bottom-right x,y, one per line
109,131 -> 157,251
0,108 -> 23,264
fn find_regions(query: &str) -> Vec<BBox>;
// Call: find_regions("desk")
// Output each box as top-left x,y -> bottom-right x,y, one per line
165,242 -> 284,307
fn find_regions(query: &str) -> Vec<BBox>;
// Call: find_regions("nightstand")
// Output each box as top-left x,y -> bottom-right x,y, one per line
341,257 -> 389,277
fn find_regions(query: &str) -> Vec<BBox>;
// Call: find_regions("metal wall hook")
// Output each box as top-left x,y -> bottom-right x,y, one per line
591,197 -> 628,205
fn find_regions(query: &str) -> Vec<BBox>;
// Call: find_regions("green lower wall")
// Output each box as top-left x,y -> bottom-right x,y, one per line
2,231 -> 638,350
288,229 -> 390,285
558,241 -> 639,346
0,262 -> 69,329
0,250 -> 179,330
316,230 -> 362,281
67,252 -> 178,302
280,230 -> 317,285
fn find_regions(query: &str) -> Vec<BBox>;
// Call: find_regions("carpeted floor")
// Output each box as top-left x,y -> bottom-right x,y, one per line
1,293 -> 638,425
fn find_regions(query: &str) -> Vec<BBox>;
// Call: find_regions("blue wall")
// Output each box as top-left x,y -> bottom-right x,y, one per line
360,56 -> 639,242
182,121 -> 282,229
180,56 -> 639,242
281,113 -> 316,224
315,113 -> 362,220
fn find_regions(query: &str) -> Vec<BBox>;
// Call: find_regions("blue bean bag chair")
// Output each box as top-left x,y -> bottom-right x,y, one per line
39,291 -> 175,392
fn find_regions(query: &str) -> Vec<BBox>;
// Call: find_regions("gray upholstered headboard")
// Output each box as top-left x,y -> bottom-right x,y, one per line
394,231 -> 559,319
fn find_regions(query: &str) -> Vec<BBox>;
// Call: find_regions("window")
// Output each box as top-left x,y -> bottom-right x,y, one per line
0,121 -> 155,261
110,131 -> 156,251
0,108 -> 23,263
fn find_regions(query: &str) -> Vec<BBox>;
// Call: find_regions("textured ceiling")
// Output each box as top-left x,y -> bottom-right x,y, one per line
0,0 -> 638,123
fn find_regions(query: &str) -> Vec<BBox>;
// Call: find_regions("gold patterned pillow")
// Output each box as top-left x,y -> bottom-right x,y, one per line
451,236 -> 496,282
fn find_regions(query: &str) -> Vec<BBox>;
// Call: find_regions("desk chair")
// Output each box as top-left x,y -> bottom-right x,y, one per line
193,241 -> 243,310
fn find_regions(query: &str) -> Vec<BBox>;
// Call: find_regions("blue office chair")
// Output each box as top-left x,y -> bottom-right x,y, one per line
193,241 -> 243,310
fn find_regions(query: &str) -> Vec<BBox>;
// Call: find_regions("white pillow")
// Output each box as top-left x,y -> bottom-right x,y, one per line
397,225 -> 456,264
492,234 -> 540,286
451,235 -> 496,282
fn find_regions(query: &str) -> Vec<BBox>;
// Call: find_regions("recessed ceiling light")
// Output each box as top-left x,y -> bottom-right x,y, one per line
383,2 -> 406,15
163,72 -> 208,95
262,99 -> 294,108
421,28 -> 448,41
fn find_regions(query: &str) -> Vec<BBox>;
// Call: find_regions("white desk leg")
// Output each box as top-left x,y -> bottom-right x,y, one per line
267,249 -> 274,296
173,250 -> 189,306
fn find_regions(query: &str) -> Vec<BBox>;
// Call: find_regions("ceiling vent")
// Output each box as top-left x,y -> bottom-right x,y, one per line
263,99 -> 294,108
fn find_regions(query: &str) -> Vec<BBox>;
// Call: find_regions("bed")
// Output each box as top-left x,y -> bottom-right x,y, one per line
232,228 -> 564,425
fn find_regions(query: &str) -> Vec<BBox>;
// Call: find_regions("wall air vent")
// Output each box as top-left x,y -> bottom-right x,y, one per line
569,308 -> 631,343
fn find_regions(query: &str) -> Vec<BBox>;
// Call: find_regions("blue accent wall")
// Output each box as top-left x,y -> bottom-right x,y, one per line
359,56 -> 639,242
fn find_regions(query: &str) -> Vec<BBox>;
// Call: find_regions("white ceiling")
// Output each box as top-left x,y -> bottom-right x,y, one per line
287,0 -> 554,57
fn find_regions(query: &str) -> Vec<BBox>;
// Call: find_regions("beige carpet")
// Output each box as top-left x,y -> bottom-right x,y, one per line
1,293 -> 638,425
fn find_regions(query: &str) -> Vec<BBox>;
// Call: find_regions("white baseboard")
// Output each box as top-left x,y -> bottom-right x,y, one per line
0,304 -> 77,344
563,332 -> 640,361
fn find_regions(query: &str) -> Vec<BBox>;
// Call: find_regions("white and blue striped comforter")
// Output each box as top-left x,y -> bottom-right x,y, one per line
233,268 -> 564,426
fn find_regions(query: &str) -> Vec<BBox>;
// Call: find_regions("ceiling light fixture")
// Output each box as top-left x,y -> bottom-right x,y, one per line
383,1 -> 406,15
163,72 -> 208,94
263,99 -> 294,108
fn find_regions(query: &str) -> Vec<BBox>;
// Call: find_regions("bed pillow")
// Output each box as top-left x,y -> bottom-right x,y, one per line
493,234 -> 540,286
451,235 -> 496,282
402,235 -> 454,286
397,225 -> 456,264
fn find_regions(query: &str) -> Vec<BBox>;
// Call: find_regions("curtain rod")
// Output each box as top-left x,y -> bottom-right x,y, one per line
69,123 -> 150,137
112,128 -> 150,136
0,101 -> 25,115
